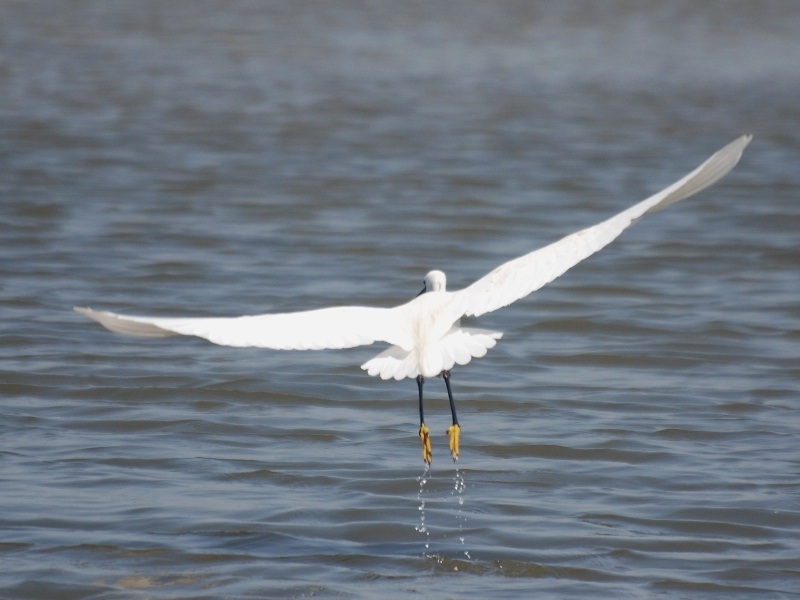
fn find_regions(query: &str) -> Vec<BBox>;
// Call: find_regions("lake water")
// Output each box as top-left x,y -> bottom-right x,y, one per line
2,1 -> 799,598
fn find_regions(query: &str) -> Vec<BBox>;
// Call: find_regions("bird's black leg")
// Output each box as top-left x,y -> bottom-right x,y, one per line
417,375 -> 431,465
442,370 -> 460,461
417,375 -> 425,424
442,370 -> 459,425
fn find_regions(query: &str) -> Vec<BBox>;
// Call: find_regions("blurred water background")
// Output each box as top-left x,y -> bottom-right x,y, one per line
1,1 -> 799,598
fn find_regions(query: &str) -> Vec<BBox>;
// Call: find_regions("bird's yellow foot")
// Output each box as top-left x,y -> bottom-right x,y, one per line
447,423 -> 460,461
419,423 -> 432,465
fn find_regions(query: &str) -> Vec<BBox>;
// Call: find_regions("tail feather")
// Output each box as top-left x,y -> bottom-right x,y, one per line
361,327 -> 502,380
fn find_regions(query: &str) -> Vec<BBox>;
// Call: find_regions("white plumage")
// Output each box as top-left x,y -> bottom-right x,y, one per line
75,135 -> 751,381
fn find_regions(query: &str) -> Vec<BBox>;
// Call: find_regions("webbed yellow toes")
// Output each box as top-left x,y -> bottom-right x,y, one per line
447,423 -> 460,461
419,423 -> 432,465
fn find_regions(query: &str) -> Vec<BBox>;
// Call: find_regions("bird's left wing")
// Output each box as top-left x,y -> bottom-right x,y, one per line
74,305 -> 413,351
455,135 -> 752,318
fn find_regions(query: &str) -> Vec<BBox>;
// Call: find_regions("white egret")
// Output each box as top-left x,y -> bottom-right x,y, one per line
76,135 -> 751,464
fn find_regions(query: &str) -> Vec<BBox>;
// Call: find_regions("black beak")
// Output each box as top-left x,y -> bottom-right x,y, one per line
416,286 -> 426,297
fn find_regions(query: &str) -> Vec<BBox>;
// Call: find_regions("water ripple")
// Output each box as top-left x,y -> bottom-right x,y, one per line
2,2 -> 800,598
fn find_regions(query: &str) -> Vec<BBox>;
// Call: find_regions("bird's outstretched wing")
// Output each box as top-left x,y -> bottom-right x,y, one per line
74,305 -> 413,351
455,135 -> 752,318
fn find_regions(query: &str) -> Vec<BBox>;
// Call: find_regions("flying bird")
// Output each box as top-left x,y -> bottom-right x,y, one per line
75,135 -> 751,465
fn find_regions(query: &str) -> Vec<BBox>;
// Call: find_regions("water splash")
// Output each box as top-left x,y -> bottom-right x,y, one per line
452,467 -> 470,560
415,464 -> 430,550
416,465 -> 471,562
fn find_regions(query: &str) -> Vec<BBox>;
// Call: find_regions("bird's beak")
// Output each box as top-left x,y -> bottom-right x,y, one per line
416,286 -> 426,297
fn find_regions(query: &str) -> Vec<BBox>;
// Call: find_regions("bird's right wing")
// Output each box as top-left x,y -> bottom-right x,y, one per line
455,135 -> 752,318
74,305 -> 414,351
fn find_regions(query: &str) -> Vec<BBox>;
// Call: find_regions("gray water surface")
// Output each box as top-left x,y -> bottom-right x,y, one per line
2,2 -> 799,598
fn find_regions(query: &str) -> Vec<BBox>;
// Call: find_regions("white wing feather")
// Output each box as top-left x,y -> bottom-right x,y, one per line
456,135 -> 752,317
75,135 -> 750,364
74,305 -> 413,351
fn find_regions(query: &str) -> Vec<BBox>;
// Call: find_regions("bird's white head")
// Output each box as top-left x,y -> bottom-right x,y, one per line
419,270 -> 447,295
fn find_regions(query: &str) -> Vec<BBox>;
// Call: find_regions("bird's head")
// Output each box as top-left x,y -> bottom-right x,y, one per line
417,270 -> 447,296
